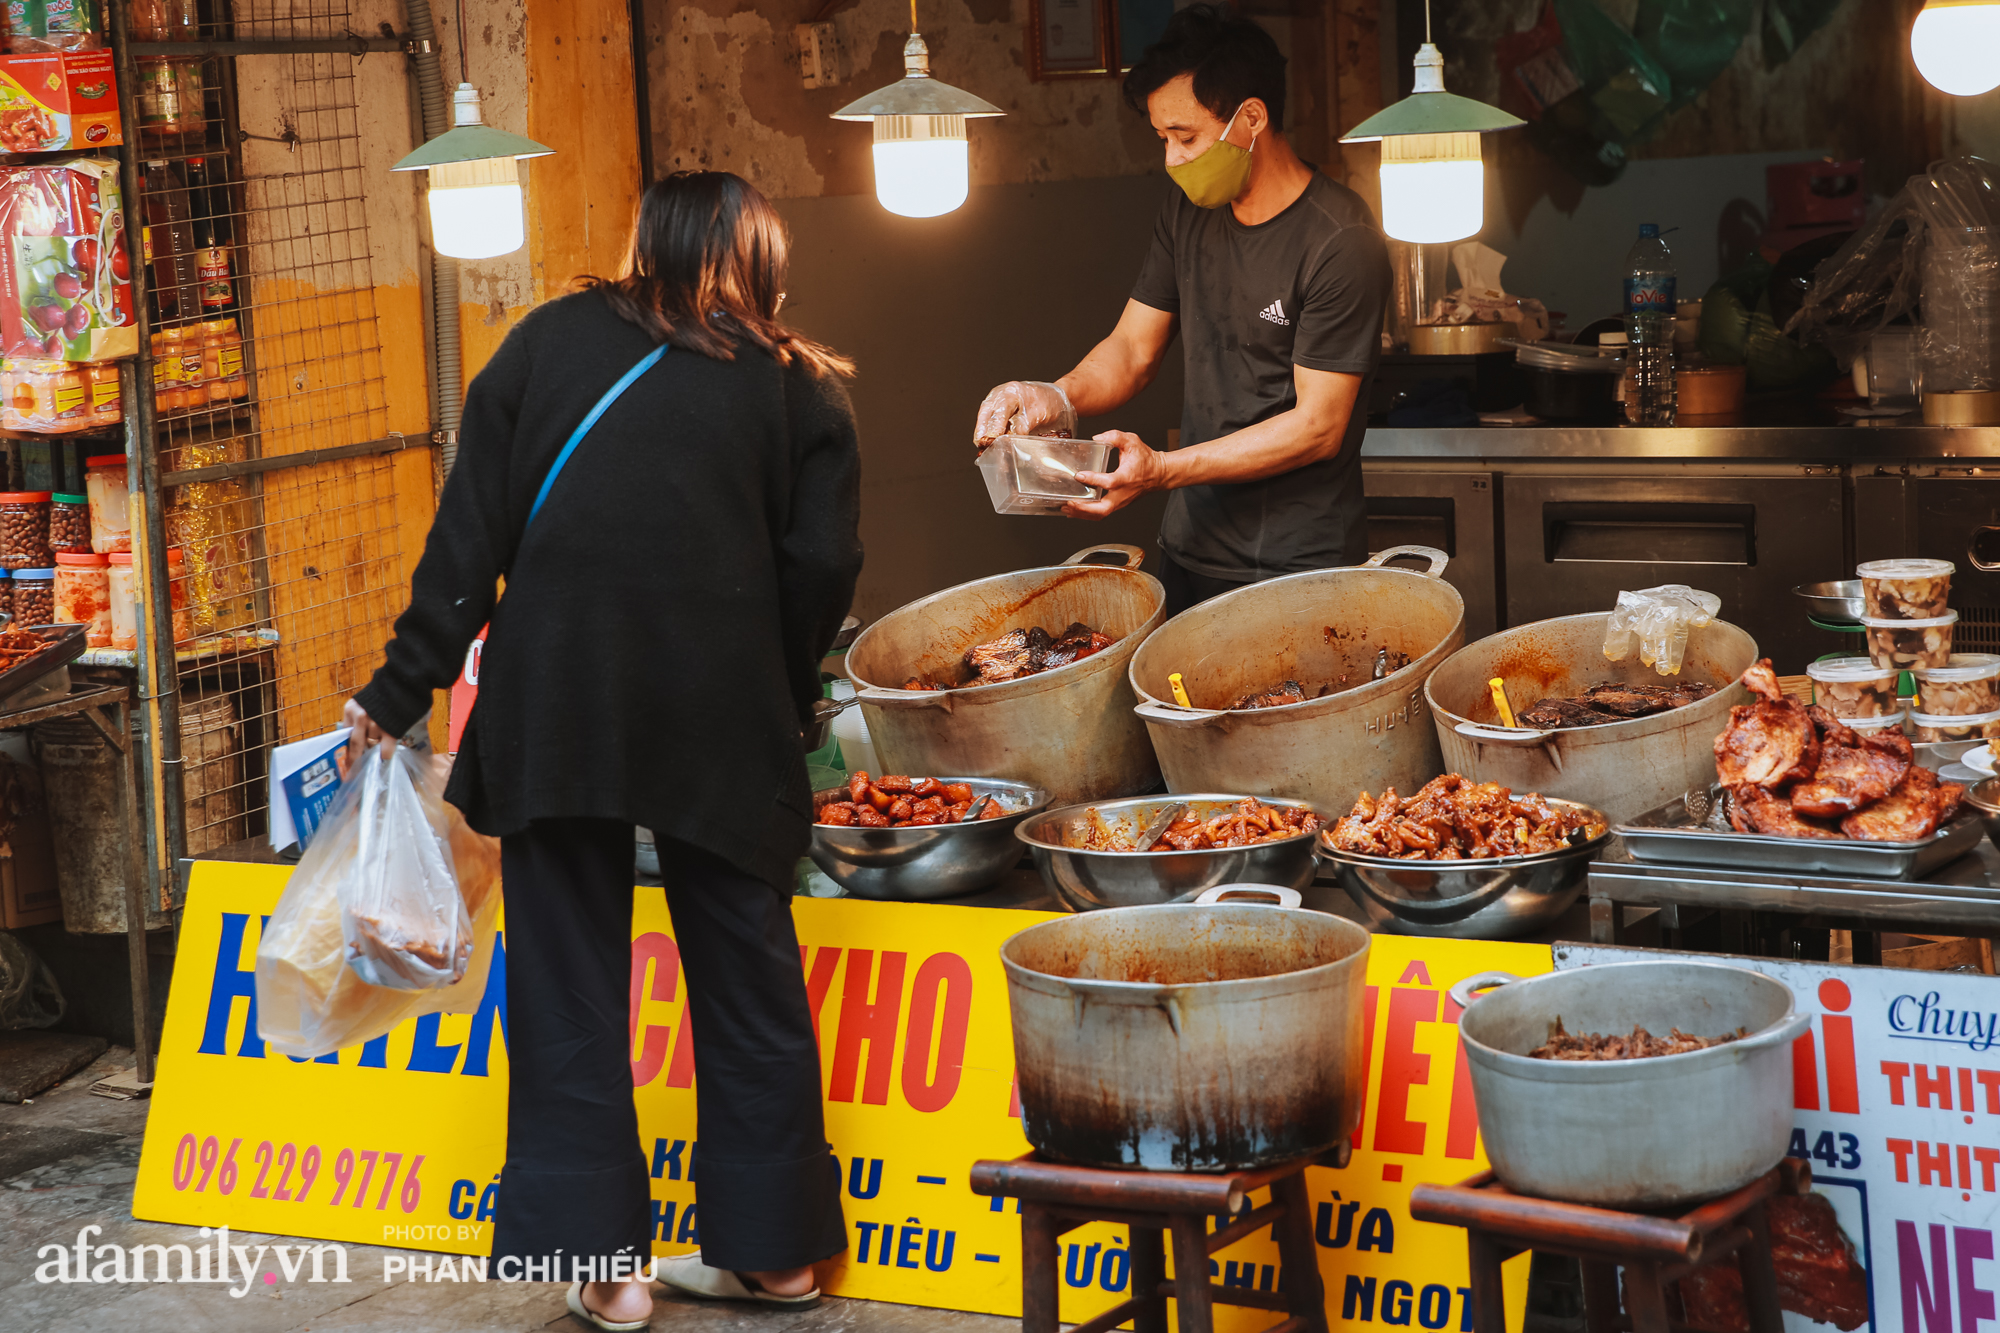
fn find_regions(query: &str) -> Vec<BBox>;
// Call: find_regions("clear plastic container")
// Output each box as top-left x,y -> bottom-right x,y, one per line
0,492 -> 53,569
1857,557 -> 1954,620
0,359 -> 93,433
48,493 -> 90,555
85,454 -> 131,554
1862,611 -> 1956,671
0,568 -> 12,620
54,552 -> 110,646
87,363 -> 121,429
1911,708 -> 2000,743
1913,653 -> 2000,718
976,435 -> 1111,516
1807,655 -> 1902,719
13,568 -> 54,625
1846,709 -> 1908,738
107,550 -> 191,649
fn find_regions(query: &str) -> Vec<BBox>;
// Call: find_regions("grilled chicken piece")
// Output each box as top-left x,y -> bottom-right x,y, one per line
1840,765 -> 1961,841
1581,683 -> 1679,717
1520,698 -> 1621,729
965,626 -> 1055,684
1791,743 -> 1909,818
1806,704 -> 1860,748
1729,783 -> 1843,838
1668,680 -> 1716,707
1232,680 -> 1310,711
1715,700 -> 1820,787
1742,659 -> 1786,703
1861,725 -> 1916,765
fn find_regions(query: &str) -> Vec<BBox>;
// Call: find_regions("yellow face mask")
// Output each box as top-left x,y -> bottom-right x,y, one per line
1166,103 -> 1255,209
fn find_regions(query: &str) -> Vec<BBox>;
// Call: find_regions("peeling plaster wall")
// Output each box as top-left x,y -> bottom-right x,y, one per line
643,0 -> 1170,199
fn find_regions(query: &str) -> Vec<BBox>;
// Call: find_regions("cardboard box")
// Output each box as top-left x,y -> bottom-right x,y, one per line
0,51 -> 118,153
0,757 -> 62,929
0,155 -> 136,362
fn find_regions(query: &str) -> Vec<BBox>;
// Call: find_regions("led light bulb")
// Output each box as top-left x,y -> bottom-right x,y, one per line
871,114 -> 969,219
1912,0 -> 2000,97
426,157 -> 526,259
1378,133 -> 1483,245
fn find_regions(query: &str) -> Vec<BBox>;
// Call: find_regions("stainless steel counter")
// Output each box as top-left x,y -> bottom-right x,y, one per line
1356,417 -> 2000,664
1363,420 -> 2000,462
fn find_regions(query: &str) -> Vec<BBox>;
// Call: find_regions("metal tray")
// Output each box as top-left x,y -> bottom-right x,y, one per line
0,624 -> 88,704
1615,784 -> 1987,880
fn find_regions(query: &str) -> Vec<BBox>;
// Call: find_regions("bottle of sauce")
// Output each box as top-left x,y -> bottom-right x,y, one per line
142,160 -> 199,324
188,157 -> 234,314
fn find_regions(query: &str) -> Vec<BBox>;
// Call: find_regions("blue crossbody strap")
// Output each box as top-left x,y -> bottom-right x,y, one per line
526,342 -> 669,529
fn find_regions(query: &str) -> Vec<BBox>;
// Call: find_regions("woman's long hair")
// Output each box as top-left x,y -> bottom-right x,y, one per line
579,171 -> 854,378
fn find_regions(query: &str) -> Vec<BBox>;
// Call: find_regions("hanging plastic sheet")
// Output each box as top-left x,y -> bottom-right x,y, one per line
1762,0 -> 1847,70
1552,0 -> 1673,142
1785,156 -> 2000,386
1635,0 -> 1756,112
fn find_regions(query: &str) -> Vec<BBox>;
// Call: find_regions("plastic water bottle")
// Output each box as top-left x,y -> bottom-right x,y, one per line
1623,223 -> 1677,426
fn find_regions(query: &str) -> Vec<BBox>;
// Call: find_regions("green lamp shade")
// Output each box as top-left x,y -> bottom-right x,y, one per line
1340,91 -> 1525,144
832,76 -> 1003,122
393,124 -> 554,173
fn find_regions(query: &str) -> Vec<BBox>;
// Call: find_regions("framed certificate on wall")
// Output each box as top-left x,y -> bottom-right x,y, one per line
1029,0 -> 1176,80
1030,0 -> 1112,78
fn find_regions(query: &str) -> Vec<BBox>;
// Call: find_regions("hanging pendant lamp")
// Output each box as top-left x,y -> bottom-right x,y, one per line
832,0 -> 1004,218
1340,4 -> 1523,246
1911,0 -> 2000,97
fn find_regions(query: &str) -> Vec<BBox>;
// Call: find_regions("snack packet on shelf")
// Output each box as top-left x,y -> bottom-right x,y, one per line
1602,584 -> 1721,676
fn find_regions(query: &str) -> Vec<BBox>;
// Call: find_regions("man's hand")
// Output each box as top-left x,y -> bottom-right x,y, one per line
973,381 -> 1074,448
1064,431 -> 1168,519
339,697 -> 392,780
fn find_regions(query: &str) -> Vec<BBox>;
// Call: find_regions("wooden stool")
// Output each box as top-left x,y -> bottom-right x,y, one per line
1409,1157 -> 1811,1333
969,1152 -> 1332,1333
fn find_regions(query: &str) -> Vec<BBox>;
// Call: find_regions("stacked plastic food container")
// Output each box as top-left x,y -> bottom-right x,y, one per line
1815,558 -> 2000,744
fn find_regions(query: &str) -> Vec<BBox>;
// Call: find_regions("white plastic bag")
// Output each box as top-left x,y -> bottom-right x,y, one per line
1602,584 -> 1721,676
337,739 -> 471,989
256,731 -> 502,1058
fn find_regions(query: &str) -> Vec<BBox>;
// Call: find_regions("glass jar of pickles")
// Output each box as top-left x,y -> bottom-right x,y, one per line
54,551 -> 110,646
85,454 -> 131,554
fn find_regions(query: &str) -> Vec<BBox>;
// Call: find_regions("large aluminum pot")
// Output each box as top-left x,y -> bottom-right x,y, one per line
1127,547 -> 1465,810
1450,962 -> 1809,1207
1427,613 -> 1758,824
845,545 -> 1165,805
1002,885 -> 1370,1172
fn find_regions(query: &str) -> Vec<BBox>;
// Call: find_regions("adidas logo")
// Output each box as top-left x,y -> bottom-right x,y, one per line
1258,299 -> 1290,326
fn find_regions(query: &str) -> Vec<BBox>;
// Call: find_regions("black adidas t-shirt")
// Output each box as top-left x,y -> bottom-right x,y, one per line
1131,170 -> 1390,581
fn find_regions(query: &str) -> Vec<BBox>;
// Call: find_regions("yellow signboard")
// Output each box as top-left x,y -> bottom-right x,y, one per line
135,862 -> 1550,1329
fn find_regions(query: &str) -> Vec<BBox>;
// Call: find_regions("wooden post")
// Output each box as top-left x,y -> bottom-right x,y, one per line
1270,1172 -> 1329,1333
1464,1232 -> 1509,1333
1129,1226 -> 1168,1333
1737,1201 -> 1786,1333
1022,1205 -> 1061,1333
1579,1259 -> 1622,1333
1170,1214 -> 1215,1333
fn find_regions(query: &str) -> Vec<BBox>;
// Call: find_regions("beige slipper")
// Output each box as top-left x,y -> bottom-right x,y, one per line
653,1250 -> 820,1308
566,1280 -> 652,1331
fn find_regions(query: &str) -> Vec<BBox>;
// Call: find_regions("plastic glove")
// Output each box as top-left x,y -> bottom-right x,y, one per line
1603,585 -> 1722,676
974,380 -> 1076,448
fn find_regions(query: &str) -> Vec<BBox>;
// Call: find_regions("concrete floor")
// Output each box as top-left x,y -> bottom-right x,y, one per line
0,1049 -> 1017,1333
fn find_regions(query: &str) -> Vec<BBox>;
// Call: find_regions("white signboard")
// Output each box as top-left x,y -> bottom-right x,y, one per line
1555,944 -> 2000,1333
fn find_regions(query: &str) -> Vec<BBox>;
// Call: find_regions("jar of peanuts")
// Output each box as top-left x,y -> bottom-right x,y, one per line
48,493 -> 90,556
12,568 -> 53,625
0,492 -> 53,569
54,551 -> 110,646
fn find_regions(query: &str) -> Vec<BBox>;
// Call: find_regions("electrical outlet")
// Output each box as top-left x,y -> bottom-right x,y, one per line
797,22 -> 844,89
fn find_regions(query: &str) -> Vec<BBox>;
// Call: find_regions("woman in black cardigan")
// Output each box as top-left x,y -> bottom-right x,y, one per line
345,171 -> 861,1329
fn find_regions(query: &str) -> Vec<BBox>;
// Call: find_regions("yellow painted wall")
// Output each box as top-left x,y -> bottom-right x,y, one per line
456,0 -> 642,386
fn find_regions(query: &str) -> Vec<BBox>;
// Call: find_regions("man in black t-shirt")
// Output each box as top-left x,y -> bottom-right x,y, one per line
973,5 -> 1391,617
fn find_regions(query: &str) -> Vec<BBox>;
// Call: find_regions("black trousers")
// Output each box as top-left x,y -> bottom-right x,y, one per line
1158,550 -> 1254,619
491,818 -> 846,1276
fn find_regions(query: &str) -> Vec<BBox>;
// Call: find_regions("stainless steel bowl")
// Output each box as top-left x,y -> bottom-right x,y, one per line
1964,776 -> 2000,851
1314,798 -> 1612,940
809,778 -> 1050,901
1794,580 -> 1864,623
1016,794 -> 1328,911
